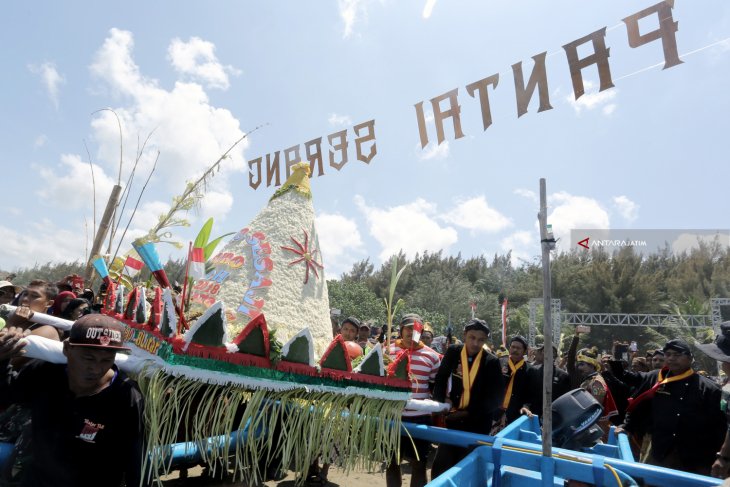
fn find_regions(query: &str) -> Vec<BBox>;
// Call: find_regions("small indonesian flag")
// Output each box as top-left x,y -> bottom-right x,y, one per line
412,320 -> 424,345
123,255 -> 144,278
190,247 -> 206,280
501,298 -> 509,347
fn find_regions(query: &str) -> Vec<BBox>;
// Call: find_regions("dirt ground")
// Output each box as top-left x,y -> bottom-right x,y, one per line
160,456 -> 427,487
160,465 -> 415,487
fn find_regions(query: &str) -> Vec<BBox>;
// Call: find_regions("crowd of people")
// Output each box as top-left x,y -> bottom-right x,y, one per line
0,276 -> 144,487
331,312 -> 730,486
2,273 -> 730,486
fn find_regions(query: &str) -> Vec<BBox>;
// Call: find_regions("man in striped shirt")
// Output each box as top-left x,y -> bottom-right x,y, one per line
387,313 -> 441,487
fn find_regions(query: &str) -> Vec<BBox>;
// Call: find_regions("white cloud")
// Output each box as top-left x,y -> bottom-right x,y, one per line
501,230 -> 539,265
338,0 -> 373,38
565,80 -> 617,116
38,154 -> 115,210
548,191 -> 610,251
422,0 -> 438,19
441,196 -> 512,233
32,28 -> 249,266
418,140 -> 450,161
315,212 -> 365,278
28,62 -> 64,109
200,190 -> 234,219
514,188 -> 538,203
87,28 -> 247,204
328,113 -> 352,127
0,222 -> 87,270
612,195 -> 639,223
168,36 -> 240,90
355,196 -> 458,261
34,135 -> 48,148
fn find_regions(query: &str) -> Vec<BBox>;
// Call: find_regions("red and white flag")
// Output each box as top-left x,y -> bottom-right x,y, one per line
123,255 -> 144,278
189,246 -> 206,280
412,320 -> 424,345
501,298 -> 509,347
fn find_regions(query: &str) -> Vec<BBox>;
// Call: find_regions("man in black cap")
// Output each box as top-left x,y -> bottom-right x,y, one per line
496,335 -> 532,428
650,349 -> 665,370
697,321 -> 730,478
432,319 -> 504,477
620,338 -> 725,476
338,316 -> 361,342
0,314 -> 145,487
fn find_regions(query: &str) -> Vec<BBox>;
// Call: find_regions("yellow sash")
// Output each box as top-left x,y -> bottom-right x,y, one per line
458,346 -> 483,409
502,358 -> 525,409
657,367 -> 694,386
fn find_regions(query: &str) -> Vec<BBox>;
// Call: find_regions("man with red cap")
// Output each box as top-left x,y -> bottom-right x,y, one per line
386,313 -> 441,487
0,315 -> 145,487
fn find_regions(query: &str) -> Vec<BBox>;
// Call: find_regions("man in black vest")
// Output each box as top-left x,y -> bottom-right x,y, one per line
431,319 -> 504,478
620,339 -> 725,476
497,335 -> 532,428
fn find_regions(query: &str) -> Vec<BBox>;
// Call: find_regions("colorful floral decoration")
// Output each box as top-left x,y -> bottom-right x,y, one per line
89,163 -> 437,486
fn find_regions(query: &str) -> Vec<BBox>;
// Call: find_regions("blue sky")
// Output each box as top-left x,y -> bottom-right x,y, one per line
1,1 -> 729,277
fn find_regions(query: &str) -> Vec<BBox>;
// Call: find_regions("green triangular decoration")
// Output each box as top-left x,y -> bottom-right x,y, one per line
280,328 -> 315,366
282,336 -> 310,364
190,307 -> 226,347
159,289 -> 178,338
135,287 -> 147,324
160,305 -> 173,337
321,341 -> 349,371
393,356 -> 409,380
354,343 -> 384,376
238,325 -> 265,356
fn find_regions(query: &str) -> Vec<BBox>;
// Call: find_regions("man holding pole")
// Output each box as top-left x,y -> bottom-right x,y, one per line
0,314 -> 145,487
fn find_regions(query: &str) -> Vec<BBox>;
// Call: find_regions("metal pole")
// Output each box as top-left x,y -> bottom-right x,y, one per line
539,178 -> 553,459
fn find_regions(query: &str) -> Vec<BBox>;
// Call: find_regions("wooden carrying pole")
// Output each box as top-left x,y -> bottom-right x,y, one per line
539,178 -> 554,459
84,184 -> 122,281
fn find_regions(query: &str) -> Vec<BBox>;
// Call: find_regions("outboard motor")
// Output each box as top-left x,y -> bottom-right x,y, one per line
552,388 -> 603,450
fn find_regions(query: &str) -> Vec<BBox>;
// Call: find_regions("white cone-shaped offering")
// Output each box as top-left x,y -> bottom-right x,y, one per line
190,162 -> 332,356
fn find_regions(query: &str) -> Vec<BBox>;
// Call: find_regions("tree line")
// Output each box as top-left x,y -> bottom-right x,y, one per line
329,241 -> 730,369
4,240 -> 729,369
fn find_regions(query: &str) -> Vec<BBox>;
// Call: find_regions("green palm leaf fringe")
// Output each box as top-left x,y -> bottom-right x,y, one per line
138,369 -> 405,486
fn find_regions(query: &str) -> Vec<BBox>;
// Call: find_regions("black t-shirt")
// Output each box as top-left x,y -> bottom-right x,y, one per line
1,361 -> 145,487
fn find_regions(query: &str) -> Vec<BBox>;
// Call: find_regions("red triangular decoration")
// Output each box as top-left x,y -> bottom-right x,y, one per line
147,287 -> 162,330
387,349 -> 410,380
232,313 -> 271,359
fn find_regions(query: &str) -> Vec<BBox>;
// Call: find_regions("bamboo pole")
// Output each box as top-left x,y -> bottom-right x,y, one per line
84,184 -> 122,281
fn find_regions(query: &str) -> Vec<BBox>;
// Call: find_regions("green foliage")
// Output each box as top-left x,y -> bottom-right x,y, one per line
327,279 -> 385,323
193,217 -> 234,261
334,245 -> 730,361
3,261 -> 86,286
